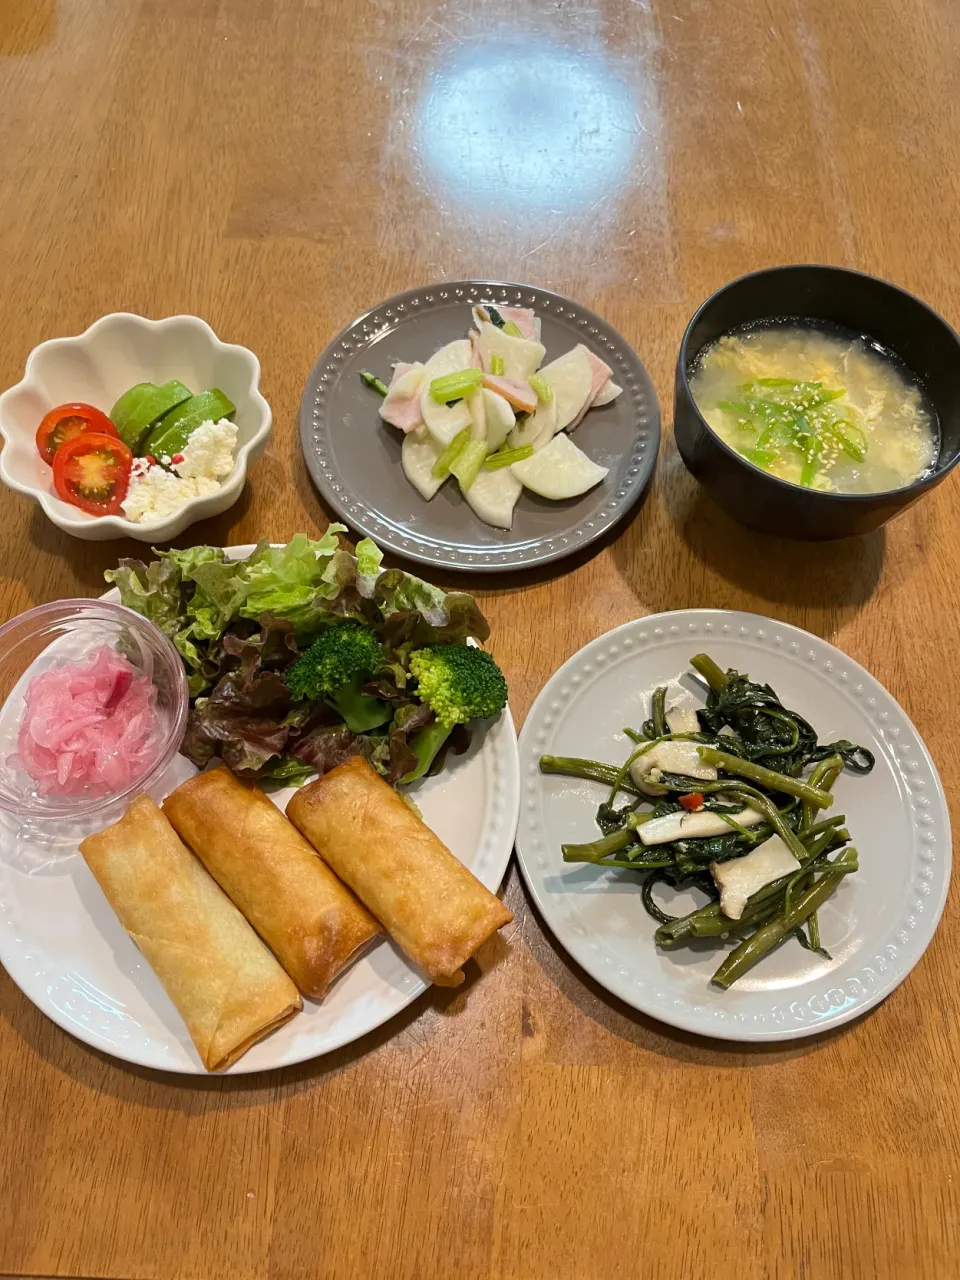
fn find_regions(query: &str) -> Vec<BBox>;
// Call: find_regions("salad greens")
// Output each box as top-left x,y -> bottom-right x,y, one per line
541,654 -> 874,988
106,529 -> 505,785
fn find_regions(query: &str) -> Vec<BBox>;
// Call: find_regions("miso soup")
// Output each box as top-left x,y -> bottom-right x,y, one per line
689,323 -> 938,493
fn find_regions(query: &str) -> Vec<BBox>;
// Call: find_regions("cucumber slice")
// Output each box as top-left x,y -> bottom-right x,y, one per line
142,388 -> 235,458
110,379 -> 193,451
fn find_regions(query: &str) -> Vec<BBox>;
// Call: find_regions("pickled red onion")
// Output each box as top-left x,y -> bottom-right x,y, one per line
14,645 -> 161,797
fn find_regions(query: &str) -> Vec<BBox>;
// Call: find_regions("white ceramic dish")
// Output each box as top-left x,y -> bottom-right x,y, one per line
0,314 -> 271,542
515,610 -> 951,1041
0,547 -> 520,1073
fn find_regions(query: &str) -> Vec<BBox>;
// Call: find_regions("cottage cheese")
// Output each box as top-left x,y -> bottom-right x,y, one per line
122,418 -> 239,524
170,417 -> 239,480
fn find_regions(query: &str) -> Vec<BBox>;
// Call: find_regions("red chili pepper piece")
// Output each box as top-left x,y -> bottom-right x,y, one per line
678,792 -> 705,812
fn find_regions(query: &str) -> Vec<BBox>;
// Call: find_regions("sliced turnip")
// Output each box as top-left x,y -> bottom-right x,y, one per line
464,465 -> 522,529
537,347 -> 594,430
421,387 -> 472,446
476,321 -> 545,381
510,432 -> 608,499
507,393 -> 557,451
466,388 -> 487,443
592,379 -> 623,407
482,388 -> 515,452
402,427 -> 446,500
422,338 -> 474,380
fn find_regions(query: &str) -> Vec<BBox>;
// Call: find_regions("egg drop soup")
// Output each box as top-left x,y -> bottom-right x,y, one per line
688,324 -> 938,494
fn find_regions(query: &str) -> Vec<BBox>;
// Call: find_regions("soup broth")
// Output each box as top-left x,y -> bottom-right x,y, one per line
689,323 -> 938,494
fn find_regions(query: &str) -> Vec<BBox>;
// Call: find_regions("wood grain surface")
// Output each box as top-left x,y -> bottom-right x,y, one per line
1,0 -> 959,1276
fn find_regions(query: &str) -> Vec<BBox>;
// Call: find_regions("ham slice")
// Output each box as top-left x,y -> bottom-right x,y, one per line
497,306 -> 538,341
568,348 -> 614,430
473,304 -> 538,342
468,329 -> 483,368
481,374 -> 539,413
379,361 -> 426,433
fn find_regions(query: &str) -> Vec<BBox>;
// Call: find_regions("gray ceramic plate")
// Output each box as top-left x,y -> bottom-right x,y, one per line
299,281 -> 660,572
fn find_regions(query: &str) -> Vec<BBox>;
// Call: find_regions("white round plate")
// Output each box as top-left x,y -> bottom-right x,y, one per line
515,610 -> 951,1041
0,547 -> 520,1073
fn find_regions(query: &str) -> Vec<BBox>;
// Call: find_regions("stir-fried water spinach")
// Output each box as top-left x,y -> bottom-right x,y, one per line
540,653 -> 874,988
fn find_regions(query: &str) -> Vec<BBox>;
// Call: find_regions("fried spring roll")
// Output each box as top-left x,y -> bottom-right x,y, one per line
286,756 -> 512,987
162,767 -> 380,998
79,796 -> 301,1071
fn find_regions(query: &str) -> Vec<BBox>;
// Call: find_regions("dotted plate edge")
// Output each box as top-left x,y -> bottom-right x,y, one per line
298,280 -> 660,572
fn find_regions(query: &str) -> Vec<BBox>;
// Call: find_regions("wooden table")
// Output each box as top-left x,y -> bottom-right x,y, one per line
2,0 -> 958,1276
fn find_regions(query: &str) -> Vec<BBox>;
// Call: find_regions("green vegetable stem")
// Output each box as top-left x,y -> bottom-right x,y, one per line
539,755 -> 644,795
697,746 -> 833,808
484,444 -> 534,470
529,374 -> 553,403
429,369 -> 484,403
689,653 -> 729,692
359,370 -> 390,397
432,428 -> 470,479
450,440 -> 489,491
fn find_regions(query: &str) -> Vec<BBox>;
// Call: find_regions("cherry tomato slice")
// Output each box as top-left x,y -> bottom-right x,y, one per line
36,403 -> 118,465
52,432 -> 133,516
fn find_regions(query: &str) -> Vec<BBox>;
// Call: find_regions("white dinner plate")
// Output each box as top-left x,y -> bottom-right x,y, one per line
515,610 -> 951,1041
0,546 -> 520,1073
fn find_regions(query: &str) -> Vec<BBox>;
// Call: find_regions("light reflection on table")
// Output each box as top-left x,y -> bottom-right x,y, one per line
414,37 -> 644,220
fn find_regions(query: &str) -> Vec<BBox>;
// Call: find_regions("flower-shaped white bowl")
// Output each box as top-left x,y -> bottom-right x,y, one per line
0,313 -> 272,542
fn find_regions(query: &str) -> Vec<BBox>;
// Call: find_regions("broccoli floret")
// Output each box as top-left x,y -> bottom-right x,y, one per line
285,620 -> 391,733
402,643 -> 508,782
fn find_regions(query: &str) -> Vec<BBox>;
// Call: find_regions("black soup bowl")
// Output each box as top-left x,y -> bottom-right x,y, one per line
674,265 -> 960,539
